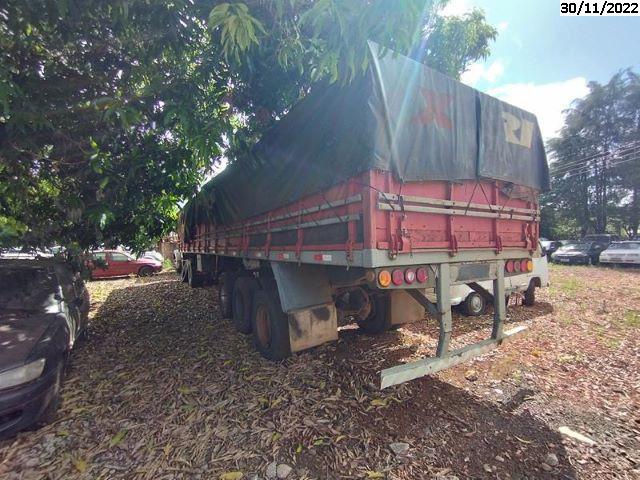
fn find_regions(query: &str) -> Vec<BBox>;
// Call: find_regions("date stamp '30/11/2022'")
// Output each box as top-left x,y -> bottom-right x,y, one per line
561,1 -> 639,15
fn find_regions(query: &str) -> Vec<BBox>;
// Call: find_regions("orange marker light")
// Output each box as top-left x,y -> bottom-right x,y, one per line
378,270 -> 392,287
526,259 -> 534,272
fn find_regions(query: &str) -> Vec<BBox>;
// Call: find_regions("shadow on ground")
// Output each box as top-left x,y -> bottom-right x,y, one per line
0,275 -> 574,479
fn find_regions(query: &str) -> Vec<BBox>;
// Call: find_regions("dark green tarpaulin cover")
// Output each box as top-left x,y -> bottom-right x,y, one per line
185,43 -> 549,228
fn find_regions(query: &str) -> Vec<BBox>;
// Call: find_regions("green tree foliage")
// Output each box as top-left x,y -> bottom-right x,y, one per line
543,70 -> 640,238
0,0 -> 497,252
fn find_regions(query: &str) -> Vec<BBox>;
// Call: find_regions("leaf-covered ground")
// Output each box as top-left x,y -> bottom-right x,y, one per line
1,265 -> 638,479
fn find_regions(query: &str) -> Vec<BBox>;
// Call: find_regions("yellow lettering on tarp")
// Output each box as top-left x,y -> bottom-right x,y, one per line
502,112 -> 534,148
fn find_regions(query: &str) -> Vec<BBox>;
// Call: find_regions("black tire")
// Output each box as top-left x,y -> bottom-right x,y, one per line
357,292 -> 391,334
37,362 -> 64,426
181,260 -> 190,283
523,281 -> 536,306
218,272 -> 237,319
138,265 -> 153,277
232,277 -> 257,334
185,260 -> 204,288
251,290 -> 291,361
460,291 -> 487,316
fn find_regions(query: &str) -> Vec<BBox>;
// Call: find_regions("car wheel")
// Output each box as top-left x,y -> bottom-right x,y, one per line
37,362 -> 64,427
138,265 -> 153,277
357,292 -> 391,334
460,291 -> 486,316
251,290 -> 291,361
218,272 -> 237,319
232,277 -> 257,334
523,281 -> 536,306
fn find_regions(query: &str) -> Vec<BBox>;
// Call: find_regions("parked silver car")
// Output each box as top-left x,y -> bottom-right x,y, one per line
599,241 -> 640,266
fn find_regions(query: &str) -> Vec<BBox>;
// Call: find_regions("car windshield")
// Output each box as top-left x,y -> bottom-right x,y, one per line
608,242 -> 640,250
0,267 -> 58,312
561,243 -> 591,252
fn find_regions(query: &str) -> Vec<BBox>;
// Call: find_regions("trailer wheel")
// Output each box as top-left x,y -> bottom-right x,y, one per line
357,293 -> 391,334
181,260 -> 190,283
251,290 -> 291,361
523,281 -> 536,306
184,259 -> 204,288
218,272 -> 236,319
460,292 -> 486,316
232,277 -> 257,334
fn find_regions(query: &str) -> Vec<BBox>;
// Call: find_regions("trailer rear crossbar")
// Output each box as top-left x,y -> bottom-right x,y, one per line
379,259 -> 527,388
380,325 -> 527,388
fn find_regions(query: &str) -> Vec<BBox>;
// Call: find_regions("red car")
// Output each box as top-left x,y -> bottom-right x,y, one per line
89,250 -> 162,279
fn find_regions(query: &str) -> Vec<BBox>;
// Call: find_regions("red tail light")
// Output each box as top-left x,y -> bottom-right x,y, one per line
520,259 -> 528,272
416,267 -> 428,283
392,269 -> 404,286
404,268 -> 416,284
513,260 -> 521,272
505,260 -> 514,273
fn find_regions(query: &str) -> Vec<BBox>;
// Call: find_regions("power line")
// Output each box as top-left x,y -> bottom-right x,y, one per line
547,133 -> 640,157
548,139 -> 640,175
551,150 -> 639,177
551,155 -> 640,181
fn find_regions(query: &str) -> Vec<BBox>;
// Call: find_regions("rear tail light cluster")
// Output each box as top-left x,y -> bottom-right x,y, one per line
505,259 -> 533,274
378,267 -> 429,287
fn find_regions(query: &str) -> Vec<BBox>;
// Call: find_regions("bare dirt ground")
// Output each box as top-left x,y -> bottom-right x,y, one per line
1,265 -> 638,479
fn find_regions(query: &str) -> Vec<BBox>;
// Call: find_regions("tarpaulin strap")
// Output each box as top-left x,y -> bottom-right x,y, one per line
242,223 -> 249,256
265,214 -> 272,256
295,201 -> 304,260
463,181 -> 480,216
448,183 -> 458,255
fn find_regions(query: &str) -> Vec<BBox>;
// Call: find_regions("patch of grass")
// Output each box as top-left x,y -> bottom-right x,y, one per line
624,310 -> 640,328
555,277 -> 582,295
602,337 -> 622,350
559,315 -> 574,326
558,352 -> 585,364
162,259 -> 174,271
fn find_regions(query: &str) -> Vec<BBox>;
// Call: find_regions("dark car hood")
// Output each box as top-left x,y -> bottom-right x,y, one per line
0,311 -> 58,373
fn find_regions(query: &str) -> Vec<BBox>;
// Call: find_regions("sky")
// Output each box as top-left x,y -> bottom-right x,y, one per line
441,0 -> 640,139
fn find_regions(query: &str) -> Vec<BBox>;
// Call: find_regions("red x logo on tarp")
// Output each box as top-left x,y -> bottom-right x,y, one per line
413,89 -> 452,129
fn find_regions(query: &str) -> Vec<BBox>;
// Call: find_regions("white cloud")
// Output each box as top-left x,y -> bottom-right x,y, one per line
460,60 -> 505,86
488,78 -> 590,139
497,21 -> 509,32
439,0 -> 473,16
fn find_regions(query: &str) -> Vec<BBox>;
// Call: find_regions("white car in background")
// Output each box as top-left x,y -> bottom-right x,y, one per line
424,253 -> 550,316
141,250 -> 164,263
599,241 -> 640,266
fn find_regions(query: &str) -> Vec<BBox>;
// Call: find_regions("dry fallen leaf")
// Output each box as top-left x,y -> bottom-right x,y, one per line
220,472 -> 243,480
72,457 -> 88,473
109,429 -> 127,447
366,471 -> 385,479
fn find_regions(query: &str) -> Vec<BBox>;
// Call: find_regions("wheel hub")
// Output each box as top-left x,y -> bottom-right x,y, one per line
470,294 -> 483,313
